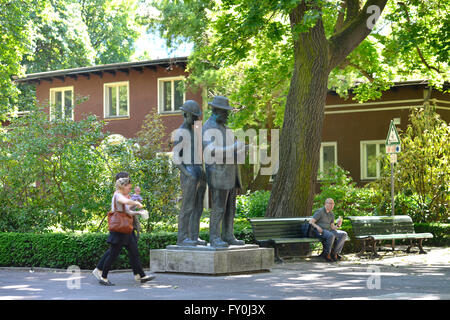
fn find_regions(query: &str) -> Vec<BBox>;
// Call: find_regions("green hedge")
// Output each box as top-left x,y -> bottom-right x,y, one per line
0,222 -> 446,269
0,229 -> 255,270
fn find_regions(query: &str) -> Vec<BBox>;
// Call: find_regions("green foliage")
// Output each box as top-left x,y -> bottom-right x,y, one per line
236,190 -> 271,218
100,110 -> 181,233
1,222 -> 447,268
0,104 -> 110,232
0,0 -> 33,120
0,229 -> 256,269
314,166 -> 384,217
0,232 -> 176,269
370,107 -> 450,222
2,0 -> 145,118
0,105 -> 180,233
380,0 -> 449,89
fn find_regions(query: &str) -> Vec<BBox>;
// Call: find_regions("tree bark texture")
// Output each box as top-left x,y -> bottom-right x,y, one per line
266,3 -> 329,217
265,0 -> 388,217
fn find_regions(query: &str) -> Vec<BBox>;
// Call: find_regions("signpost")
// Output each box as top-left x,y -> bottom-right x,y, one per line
386,120 -> 401,251
386,120 -> 401,217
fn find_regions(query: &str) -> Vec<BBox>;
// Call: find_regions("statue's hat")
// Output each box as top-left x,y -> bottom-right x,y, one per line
208,96 -> 233,110
180,100 -> 202,116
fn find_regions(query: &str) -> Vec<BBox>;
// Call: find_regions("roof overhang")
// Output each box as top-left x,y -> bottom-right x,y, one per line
13,57 -> 188,84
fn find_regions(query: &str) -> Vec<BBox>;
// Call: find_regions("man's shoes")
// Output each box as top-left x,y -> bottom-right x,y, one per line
92,268 -> 102,281
223,236 -> 245,246
99,278 -> 115,286
177,238 -> 197,246
331,250 -> 343,261
210,238 -> 229,248
324,254 -> 334,262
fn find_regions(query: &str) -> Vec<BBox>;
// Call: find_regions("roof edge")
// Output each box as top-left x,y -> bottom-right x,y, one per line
13,56 -> 188,82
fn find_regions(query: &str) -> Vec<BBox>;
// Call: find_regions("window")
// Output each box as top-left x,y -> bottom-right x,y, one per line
319,142 -> 337,179
158,77 -> 185,113
361,140 -> 386,180
50,87 -> 73,120
104,81 -> 129,118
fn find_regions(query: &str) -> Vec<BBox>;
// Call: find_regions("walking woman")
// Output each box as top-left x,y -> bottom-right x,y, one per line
97,177 -> 154,286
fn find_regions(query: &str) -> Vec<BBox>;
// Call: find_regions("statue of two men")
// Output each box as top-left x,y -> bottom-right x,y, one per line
172,96 -> 246,248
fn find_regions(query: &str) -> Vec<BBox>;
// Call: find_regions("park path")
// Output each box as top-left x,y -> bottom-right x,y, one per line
0,247 -> 448,300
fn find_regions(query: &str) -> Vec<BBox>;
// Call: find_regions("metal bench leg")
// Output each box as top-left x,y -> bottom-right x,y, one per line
274,245 -> 284,264
371,239 -> 380,258
406,239 -> 414,253
357,240 -> 366,257
418,239 -> 427,254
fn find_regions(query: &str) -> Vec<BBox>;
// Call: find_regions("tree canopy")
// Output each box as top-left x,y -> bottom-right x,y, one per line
147,0 -> 449,129
1,0 -> 145,120
146,0 -> 449,217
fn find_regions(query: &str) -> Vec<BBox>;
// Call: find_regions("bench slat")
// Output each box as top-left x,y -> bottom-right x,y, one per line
349,215 -> 434,243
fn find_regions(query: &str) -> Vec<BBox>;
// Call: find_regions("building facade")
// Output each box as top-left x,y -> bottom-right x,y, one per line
321,81 -> 450,186
15,59 -> 450,188
15,57 -> 203,150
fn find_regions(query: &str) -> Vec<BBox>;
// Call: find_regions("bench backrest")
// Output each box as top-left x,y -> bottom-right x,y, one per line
248,217 -> 311,240
348,216 -> 415,236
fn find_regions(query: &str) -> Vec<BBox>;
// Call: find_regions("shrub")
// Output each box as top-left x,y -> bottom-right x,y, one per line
371,107 -> 450,223
0,105 -> 180,233
236,190 -> 271,218
0,105 -> 111,233
1,223 -> 446,269
314,165 -> 384,217
0,230 -> 255,269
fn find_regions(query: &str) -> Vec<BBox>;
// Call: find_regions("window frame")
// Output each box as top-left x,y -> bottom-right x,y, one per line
360,140 -> 386,180
49,86 -> 74,120
103,81 -> 130,119
318,141 -> 338,180
157,76 -> 186,114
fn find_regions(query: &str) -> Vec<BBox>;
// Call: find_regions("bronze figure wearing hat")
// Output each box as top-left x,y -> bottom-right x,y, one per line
202,96 -> 246,247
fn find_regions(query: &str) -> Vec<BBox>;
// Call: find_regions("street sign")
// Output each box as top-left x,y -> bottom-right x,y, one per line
390,153 -> 397,164
386,120 -> 401,146
386,144 -> 401,154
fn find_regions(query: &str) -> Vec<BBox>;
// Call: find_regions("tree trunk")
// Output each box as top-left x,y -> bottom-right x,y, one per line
266,4 -> 329,217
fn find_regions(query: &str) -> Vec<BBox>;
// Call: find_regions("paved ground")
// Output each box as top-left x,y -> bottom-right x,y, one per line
0,246 -> 449,301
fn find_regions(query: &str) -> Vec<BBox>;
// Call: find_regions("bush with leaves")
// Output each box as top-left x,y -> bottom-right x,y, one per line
0,105 -> 181,233
371,107 -> 450,223
314,165 -> 384,217
97,111 -> 181,233
236,190 -> 271,218
0,105 -> 111,232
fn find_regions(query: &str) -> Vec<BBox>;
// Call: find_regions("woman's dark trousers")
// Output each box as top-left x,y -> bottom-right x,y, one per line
101,239 -> 145,279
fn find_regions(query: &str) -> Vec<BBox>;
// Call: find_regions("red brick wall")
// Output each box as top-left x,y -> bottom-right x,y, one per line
35,65 -> 203,149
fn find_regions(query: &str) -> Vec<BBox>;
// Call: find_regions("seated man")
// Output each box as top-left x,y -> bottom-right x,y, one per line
309,198 -> 347,262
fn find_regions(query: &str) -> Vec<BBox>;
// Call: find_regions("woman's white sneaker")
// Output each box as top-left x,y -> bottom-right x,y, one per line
92,268 -> 102,281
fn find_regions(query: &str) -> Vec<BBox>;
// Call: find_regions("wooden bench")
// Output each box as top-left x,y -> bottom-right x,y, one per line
347,215 -> 434,257
248,217 -> 348,263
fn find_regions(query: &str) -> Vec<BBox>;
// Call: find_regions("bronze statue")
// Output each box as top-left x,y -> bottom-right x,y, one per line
202,96 -> 246,247
173,100 -> 207,246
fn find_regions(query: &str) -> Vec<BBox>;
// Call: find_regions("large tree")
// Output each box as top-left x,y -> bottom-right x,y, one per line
0,0 -> 34,120
1,0 -> 145,117
147,0 -> 448,217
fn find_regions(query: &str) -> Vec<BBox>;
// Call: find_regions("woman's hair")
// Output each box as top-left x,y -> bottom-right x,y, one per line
115,177 -> 131,190
115,171 -> 129,181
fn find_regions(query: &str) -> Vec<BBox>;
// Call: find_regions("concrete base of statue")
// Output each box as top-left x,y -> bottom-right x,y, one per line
149,244 -> 274,275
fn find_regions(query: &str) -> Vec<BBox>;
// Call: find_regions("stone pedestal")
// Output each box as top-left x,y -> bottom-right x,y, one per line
150,244 -> 273,275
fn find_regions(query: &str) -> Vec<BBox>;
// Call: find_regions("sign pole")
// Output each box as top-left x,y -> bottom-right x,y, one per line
386,120 -> 401,252
391,161 -> 394,217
